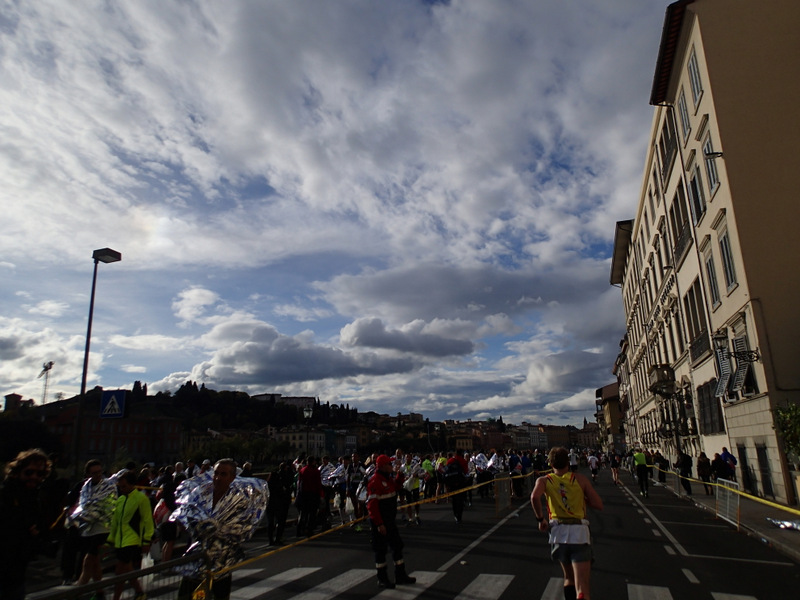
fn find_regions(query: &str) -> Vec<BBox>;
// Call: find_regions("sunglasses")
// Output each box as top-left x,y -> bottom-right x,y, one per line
23,469 -> 47,477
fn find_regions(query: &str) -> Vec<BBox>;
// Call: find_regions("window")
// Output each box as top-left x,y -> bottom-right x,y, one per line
718,228 -> 738,289
698,380 -> 725,434
683,278 -> 710,361
687,48 -> 703,106
704,251 -> 721,307
658,117 -> 678,181
703,135 -> 720,193
677,89 -> 691,141
688,166 -> 706,224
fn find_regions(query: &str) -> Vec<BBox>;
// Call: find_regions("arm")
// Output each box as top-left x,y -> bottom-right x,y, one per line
139,493 -> 155,549
578,474 -> 603,511
530,476 -> 549,532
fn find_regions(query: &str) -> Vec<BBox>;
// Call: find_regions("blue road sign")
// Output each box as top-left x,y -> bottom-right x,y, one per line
100,390 -> 126,418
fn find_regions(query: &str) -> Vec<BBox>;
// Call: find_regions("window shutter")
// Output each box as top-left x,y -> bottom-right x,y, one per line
729,336 -> 751,393
714,348 -> 731,397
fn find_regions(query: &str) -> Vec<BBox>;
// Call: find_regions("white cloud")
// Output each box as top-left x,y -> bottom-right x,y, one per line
0,0 -> 666,424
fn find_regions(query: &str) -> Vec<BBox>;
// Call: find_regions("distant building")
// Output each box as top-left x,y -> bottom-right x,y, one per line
595,383 -> 626,452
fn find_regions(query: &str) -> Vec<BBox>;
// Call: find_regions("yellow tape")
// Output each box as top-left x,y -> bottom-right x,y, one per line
212,469 -> 546,580
653,465 -> 800,517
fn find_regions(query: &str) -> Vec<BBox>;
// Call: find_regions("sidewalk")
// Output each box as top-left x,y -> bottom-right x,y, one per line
653,472 -> 800,564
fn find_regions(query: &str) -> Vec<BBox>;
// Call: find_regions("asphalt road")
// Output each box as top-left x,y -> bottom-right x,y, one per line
228,469 -> 800,599
34,469 -> 800,599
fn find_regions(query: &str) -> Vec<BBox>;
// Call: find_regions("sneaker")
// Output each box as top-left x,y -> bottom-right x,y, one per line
415,517 -> 421,525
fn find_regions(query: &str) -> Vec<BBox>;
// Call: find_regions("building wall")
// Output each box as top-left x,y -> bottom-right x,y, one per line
611,0 -> 799,503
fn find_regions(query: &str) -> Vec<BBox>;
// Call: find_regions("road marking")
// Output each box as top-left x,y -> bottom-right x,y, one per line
377,571 -> 444,598
290,568 -> 374,600
664,545 -> 676,555
232,567 -> 321,600
628,484 -> 795,566
710,593 -> 758,600
628,583 -> 674,599
682,568 -> 699,583
438,500 -> 529,571
453,573 -> 514,600
540,577 -> 565,600
644,517 -> 652,524
652,529 -> 662,537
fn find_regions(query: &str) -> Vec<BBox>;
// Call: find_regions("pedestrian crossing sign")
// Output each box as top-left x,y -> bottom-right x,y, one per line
100,390 -> 126,418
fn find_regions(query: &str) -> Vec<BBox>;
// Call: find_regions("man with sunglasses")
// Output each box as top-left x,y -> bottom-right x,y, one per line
0,448 -> 52,600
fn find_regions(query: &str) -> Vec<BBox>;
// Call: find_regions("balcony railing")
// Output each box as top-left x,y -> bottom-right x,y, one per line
689,329 -> 711,363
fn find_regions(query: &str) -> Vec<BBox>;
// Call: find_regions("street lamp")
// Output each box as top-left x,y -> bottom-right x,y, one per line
74,248 -> 121,476
303,406 -> 313,457
80,248 -> 122,396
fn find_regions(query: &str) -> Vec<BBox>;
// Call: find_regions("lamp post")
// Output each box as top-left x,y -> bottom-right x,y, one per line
303,406 -> 313,457
74,248 -> 121,476
80,248 -> 122,396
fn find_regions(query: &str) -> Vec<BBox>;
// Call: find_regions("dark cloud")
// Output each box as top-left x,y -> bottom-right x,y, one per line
340,317 -> 474,357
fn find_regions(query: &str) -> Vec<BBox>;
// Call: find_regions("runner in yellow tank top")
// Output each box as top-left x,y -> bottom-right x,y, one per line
544,471 -> 587,521
531,447 -> 603,600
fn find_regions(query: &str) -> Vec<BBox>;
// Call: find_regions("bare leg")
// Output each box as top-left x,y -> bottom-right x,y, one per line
571,560 -> 592,599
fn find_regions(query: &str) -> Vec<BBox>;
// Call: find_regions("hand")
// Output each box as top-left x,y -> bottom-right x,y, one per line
538,519 -> 549,532
377,524 -> 387,535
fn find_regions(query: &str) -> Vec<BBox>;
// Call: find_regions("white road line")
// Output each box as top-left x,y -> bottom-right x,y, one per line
710,593 -> 758,600
652,529 -> 662,537
376,571 -> 445,599
664,545 -> 676,555
231,567 -> 320,600
453,573 -> 514,600
290,568 -> 374,600
438,500 -> 529,572
540,577 -> 565,600
682,568 -> 699,583
627,583 -> 674,599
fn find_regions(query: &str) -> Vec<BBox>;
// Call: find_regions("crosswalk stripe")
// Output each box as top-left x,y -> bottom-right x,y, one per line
710,594 -> 758,600
454,573 -> 514,600
234,568 -> 268,578
376,571 -> 445,598
540,578 -> 565,600
231,567 -> 321,600
290,568 -> 374,600
628,583 -> 673,599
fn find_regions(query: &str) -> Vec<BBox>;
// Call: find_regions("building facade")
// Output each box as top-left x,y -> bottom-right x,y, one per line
610,0 -> 800,504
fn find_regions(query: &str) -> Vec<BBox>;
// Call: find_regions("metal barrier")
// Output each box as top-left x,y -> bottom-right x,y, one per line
30,553 -> 198,600
716,478 -> 741,529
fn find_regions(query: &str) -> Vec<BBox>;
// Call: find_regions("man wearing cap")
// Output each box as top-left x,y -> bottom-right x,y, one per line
366,455 -> 416,589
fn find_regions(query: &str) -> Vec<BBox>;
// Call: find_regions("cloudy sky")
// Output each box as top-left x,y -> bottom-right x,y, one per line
1,0 -> 665,425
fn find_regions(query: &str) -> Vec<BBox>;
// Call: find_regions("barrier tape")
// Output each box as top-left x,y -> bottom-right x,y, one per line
652,465 -> 800,517
209,468 -> 542,583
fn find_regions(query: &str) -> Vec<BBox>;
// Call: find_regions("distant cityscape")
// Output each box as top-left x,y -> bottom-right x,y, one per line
1,382 -> 605,474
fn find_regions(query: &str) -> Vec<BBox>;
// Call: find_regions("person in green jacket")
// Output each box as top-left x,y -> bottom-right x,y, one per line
108,470 -> 154,600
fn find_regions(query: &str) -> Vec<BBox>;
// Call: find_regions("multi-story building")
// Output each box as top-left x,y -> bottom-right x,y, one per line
611,0 -> 800,504
595,383 -> 626,453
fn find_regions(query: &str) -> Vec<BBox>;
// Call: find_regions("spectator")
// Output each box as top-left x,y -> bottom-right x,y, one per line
0,448 -> 52,600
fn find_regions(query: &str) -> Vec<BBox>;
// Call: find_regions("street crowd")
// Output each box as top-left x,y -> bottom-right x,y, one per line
0,444 -> 738,600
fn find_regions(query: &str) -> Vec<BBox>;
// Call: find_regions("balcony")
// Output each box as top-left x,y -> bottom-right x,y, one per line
689,329 -> 711,363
